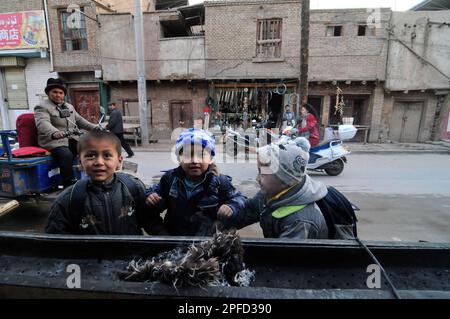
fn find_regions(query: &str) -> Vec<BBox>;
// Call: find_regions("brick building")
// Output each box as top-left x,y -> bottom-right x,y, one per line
308,8 -> 391,142
382,9 -> 450,142
204,0 -> 302,132
98,1 -> 207,139
22,0 -> 448,142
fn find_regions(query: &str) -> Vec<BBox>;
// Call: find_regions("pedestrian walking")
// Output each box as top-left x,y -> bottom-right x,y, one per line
106,101 -> 134,158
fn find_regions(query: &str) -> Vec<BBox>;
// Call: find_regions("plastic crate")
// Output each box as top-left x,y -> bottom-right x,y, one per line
0,156 -> 84,197
0,156 -> 59,197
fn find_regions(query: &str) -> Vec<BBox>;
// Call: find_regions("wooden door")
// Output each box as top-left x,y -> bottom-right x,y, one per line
390,102 -> 423,143
70,88 -> 100,124
170,100 -> 193,129
402,102 -> 423,142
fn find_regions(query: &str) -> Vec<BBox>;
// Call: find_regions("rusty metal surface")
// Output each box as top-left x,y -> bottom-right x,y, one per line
0,232 -> 449,299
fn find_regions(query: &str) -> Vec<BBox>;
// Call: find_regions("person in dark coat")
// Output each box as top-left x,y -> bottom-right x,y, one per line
106,101 -> 134,158
145,129 -> 247,236
45,130 -> 163,235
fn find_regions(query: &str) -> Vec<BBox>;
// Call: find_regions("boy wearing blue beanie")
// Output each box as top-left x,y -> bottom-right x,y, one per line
145,128 -> 247,236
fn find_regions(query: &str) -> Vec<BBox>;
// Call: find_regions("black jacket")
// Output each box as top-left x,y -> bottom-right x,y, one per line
107,108 -> 124,133
45,173 -> 164,235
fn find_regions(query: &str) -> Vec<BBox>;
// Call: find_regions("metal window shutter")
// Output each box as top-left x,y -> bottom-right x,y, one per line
5,67 -> 28,109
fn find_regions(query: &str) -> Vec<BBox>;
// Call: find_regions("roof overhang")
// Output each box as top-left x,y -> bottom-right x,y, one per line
0,49 -> 47,58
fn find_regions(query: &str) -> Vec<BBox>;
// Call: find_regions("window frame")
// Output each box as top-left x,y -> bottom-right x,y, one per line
255,18 -> 283,59
358,24 -> 376,37
58,8 -> 88,52
326,25 -> 343,37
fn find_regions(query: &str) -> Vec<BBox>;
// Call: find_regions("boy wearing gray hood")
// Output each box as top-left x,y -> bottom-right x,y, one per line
219,137 -> 329,239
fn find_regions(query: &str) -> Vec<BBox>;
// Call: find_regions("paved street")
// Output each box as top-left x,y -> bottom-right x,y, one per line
1,150 -> 448,243
123,151 -> 450,243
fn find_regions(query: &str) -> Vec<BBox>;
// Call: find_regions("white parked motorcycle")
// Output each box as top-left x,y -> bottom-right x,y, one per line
283,125 -> 357,176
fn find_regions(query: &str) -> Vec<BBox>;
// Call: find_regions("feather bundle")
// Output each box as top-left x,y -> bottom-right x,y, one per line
117,229 -> 254,288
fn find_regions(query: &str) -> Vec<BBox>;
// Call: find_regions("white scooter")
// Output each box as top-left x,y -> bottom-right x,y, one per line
282,125 -> 357,176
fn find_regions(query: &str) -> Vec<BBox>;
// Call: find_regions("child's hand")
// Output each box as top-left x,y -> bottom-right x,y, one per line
217,204 -> 234,220
146,193 -> 162,206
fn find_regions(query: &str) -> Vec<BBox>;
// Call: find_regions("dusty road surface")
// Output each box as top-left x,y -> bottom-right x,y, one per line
1,152 -> 449,243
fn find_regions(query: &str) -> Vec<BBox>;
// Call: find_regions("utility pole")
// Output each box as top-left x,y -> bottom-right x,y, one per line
298,0 -> 310,109
134,0 -> 149,146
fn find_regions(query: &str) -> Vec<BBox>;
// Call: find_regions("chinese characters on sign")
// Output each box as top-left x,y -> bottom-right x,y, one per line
0,11 -> 48,50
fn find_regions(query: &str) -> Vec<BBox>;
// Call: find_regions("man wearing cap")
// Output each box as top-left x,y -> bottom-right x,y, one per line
219,137 -> 329,239
34,78 -> 96,188
106,101 -> 134,158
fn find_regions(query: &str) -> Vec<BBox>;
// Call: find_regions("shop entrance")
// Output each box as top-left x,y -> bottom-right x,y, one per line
268,93 -> 283,128
209,83 -> 297,130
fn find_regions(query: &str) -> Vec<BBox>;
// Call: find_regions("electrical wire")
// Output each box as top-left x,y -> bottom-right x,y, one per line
355,237 -> 401,299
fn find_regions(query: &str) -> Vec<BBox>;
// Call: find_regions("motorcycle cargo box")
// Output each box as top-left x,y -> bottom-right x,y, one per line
0,156 -> 60,197
337,125 -> 357,140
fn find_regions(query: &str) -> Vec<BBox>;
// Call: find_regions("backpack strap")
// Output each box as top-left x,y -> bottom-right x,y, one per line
69,174 -> 140,217
116,172 -> 140,203
68,178 -> 89,220
315,197 -> 335,239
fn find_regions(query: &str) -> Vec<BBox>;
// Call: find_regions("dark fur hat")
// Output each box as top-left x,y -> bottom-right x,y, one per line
45,78 -> 67,95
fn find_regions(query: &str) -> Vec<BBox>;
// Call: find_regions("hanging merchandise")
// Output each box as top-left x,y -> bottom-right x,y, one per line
335,87 -> 345,118
274,82 -> 287,95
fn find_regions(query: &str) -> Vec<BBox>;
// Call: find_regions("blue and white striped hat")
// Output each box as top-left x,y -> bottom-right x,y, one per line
175,128 -> 216,157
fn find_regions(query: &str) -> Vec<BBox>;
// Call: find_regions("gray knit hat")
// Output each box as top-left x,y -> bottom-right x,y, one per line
257,137 -> 311,186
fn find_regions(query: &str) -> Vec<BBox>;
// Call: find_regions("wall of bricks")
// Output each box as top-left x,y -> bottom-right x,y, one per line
205,0 -> 302,80
309,8 -> 391,81
99,12 -> 206,81
37,0 -> 444,143
0,0 -> 43,12
438,95 -> 450,140
47,0 -> 100,72
367,83 -> 385,142
108,80 -> 208,139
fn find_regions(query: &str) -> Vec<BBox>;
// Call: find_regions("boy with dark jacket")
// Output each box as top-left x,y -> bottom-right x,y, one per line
45,130 -> 163,235
145,128 -> 247,236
